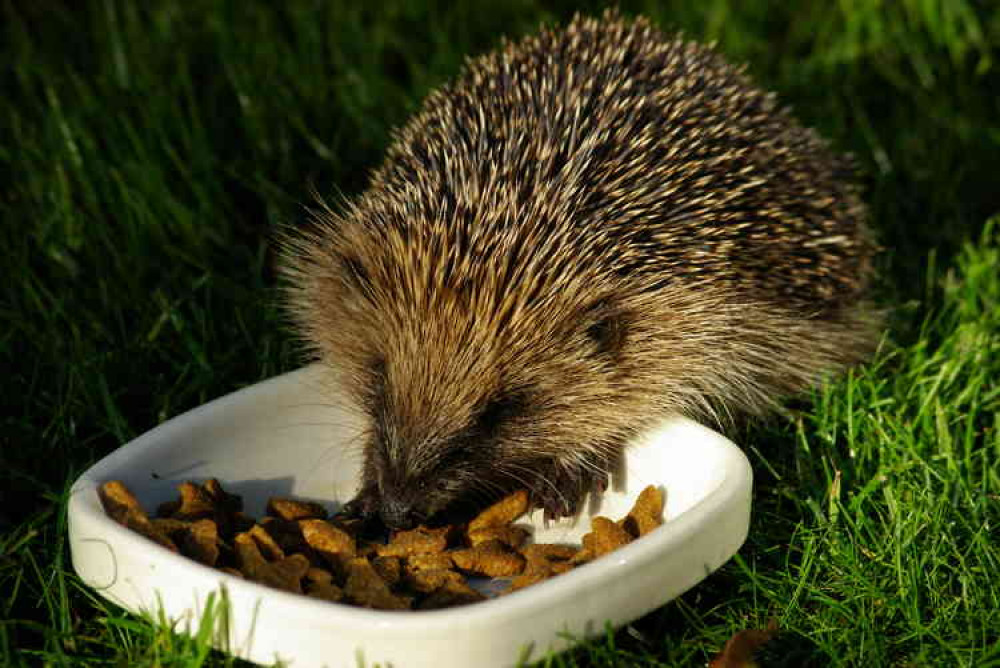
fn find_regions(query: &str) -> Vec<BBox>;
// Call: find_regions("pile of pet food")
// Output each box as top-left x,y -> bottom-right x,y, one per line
98,479 -> 664,610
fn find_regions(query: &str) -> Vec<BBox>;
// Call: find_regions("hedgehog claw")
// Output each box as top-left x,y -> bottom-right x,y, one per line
533,464 -> 610,521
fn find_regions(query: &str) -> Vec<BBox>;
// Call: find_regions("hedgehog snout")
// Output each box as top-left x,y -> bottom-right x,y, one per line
378,495 -> 419,530
375,478 -> 431,530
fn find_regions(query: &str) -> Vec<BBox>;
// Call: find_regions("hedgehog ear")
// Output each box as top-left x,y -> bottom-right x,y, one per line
584,300 -> 629,362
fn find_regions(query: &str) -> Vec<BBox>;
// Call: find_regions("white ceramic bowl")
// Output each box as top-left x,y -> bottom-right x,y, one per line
68,364 -> 752,668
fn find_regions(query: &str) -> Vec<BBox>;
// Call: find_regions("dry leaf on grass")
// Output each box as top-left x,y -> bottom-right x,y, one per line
707,619 -> 778,668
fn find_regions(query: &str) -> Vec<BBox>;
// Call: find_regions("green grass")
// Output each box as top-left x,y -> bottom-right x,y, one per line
2,0 -> 998,665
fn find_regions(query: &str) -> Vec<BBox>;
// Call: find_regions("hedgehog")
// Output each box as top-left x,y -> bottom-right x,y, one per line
281,10 -> 879,530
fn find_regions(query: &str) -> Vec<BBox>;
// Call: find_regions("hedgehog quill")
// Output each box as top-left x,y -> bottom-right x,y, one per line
281,10 -> 879,530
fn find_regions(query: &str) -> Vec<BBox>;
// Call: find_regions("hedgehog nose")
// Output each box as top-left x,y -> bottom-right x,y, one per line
379,498 -> 417,530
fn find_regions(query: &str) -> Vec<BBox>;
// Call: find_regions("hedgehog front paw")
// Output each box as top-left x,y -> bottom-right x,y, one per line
532,463 -> 610,522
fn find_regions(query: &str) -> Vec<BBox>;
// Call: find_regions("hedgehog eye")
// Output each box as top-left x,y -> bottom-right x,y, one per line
477,392 -> 527,437
584,301 -> 629,361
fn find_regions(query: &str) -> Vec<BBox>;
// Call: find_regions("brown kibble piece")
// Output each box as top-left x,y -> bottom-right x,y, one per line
451,541 -> 525,577
234,532 -> 268,574
231,512 -> 257,533
202,478 -> 242,513
344,558 -> 410,610
587,516 -> 632,558
377,526 -> 449,558
405,568 -> 466,594
219,567 -> 243,578
308,580 -> 345,603
522,543 -> 578,561
509,572 -> 549,592
97,480 -> 144,524
249,524 -> 286,561
97,481 -> 178,553
418,578 -> 486,609
549,561 -> 573,575
156,499 -> 181,518
621,485 -> 664,538
300,519 -> 356,568
372,556 -> 402,585
151,517 -> 191,541
182,519 -> 220,566
174,482 -> 216,521
468,490 -> 529,532
521,543 -> 579,576
305,567 -> 334,586
406,553 -> 454,572
468,525 -> 529,549
267,497 -> 328,522
267,553 -> 311,592
355,541 -> 378,559
259,516 -> 306,552
216,511 -> 256,542
234,533 -> 308,593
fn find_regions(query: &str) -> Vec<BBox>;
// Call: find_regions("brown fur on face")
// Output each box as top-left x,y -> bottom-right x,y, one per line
280,10 -> 880,527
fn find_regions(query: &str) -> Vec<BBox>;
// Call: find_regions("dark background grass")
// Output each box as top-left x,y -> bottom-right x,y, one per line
2,1 -> 999,665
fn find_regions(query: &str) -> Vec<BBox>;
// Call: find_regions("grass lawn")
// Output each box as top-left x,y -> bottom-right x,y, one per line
3,1 -> 999,665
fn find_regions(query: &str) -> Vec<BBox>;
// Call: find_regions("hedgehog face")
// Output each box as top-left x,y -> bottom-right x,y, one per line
361,362 -> 540,528
342,280 -> 642,528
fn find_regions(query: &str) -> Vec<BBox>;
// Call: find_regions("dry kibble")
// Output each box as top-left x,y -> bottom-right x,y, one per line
355,542 -> 378,559
587,516 -> 632,558
234,532 -> 268,574
621,485 -> 664,538
508,572 -> 549,592
173,482 -> 216,520
468,525 -> 529,549
344,558 -> 410,610
522,543 -> 578,562
300,519 -> 356,568
202,478 -> 242,514
258,516 -> 306,552
521,543 -> 579,576
267,497 -> 328,522
372,556 -> 402,586
97,481 -> 178,553
249,524 -> 286,561
98,479 -> 665,609
405,567 -> 466,594
406,552 -> 454,572
549,561 -> 574,575
156,499 -> 181,518
451,540 -> 525,577
468,490 -> 529,532
305,567 -> 334,586
266,553 -> 311,592
418,578 -> 486,609
308,580 -> 344,603
377,526 -> 449,557
216,511 -> 256,542
234,533 -> 309,593
150,517 -> 191,541
97,480 -> 145,524
182,519 -> 220,566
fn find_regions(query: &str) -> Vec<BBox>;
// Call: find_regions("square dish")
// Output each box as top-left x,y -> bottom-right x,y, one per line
68,364 -> 752,668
